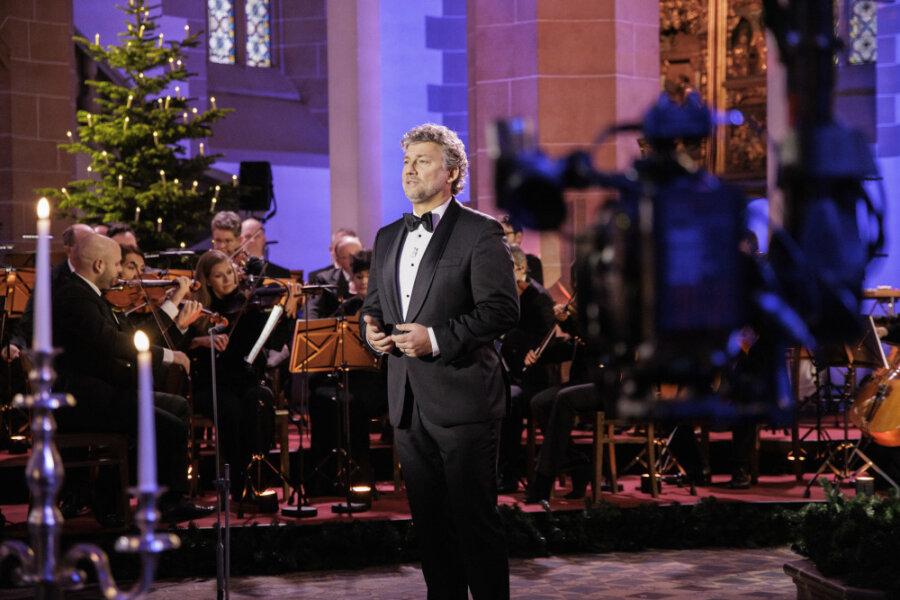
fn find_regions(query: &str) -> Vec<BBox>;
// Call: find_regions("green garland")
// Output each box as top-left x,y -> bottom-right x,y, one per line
2,498 -> 799,584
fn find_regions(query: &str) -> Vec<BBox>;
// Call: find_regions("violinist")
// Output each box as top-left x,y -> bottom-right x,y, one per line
52,234 -> 211,523
497,245 -> 558,494
240,218 -> 292,278
106,223 -> 138,248
188,250 -> 276,502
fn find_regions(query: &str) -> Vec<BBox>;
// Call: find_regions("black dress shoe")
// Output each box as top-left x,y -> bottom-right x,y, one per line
524,474 -> 553,504
728,468 -> 752,490
564,463 -> 590,500
160,497 -> 214,523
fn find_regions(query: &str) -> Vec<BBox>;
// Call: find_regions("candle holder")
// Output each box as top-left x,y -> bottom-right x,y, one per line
0,349 -> 180,599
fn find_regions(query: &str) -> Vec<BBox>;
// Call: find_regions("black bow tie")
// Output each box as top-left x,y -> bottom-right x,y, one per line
404,212 -> 434,233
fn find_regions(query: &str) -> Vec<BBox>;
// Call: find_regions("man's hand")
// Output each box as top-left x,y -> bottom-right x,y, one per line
391,322 -> 432,358
363,314 -> 396,354
524,349 -> 539,367
190,333 -> 230,352
172,350 -> 191,374
1,344 -> 20,362
175,300 -> 203,329
167,276 -> 192,306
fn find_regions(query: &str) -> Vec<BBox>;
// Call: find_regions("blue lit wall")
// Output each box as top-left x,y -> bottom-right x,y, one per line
379,0 -> 468,226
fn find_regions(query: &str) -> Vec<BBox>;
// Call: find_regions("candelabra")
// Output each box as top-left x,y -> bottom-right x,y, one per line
0,349 -> 180,599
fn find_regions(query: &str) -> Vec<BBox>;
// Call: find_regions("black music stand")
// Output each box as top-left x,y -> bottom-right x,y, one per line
290,316 -> 379,514
804,316 -> 899,496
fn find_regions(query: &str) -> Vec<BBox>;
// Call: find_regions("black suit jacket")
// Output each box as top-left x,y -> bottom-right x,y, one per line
360,199 -> 519,428
306,264 -> 349,318
53,275 -> 165,394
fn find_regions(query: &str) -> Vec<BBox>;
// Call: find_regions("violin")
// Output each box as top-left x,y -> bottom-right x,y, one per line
105,275 -> 199,313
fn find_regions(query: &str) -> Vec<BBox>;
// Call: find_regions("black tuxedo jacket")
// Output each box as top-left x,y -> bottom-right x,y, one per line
306,264 -> 349,318
53,275 -> 165,394
360,199 -> 519,428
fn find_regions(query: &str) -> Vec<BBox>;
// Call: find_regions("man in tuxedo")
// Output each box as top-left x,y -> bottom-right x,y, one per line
240,217 -> 292,278
306,232 -> 362,318
360,123 -> 519,600
52,234 -> 211,522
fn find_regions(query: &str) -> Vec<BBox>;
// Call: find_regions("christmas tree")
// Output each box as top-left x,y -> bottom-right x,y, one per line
37,0 -> 236,251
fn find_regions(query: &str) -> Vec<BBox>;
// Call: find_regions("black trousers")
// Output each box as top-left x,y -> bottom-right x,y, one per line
394,402 -> 509,600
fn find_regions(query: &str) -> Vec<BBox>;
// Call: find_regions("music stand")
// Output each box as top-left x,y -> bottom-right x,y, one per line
290,317 -> 378,514
0,268 -> 35,319
804,316 -> 899,496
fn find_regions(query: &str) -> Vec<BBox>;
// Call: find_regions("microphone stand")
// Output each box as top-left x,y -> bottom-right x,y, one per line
209,326 -> 231,600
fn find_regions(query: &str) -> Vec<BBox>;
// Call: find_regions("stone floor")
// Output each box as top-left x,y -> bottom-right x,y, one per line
16,546 -> 798,599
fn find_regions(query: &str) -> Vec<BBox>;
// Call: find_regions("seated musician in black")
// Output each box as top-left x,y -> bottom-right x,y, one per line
52,234 -> 211,523
497,245 -> 558,493
188,250 -> 275,502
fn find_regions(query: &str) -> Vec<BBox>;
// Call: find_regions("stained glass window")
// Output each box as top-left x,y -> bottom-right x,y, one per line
849,0 -> 876,65
245,0 -> 271,68
208,0 -> 235,65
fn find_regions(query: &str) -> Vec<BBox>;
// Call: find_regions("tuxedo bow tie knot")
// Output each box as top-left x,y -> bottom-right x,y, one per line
404,212 -> 434,233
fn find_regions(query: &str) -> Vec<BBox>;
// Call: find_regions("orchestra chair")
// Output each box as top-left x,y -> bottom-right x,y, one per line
592,412 -> 659,502
55,432 -> 132,521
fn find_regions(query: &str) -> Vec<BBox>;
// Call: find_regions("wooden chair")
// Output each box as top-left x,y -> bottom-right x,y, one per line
55,432 -> 132,520
592,412 -> 659,502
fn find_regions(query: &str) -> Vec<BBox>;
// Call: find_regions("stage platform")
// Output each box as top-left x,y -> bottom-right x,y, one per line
0,416 -> 881,538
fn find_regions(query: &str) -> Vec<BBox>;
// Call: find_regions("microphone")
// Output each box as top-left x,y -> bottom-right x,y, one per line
208,323 -> 229,335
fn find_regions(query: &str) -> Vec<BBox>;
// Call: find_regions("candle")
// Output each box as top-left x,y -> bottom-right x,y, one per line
134,331 -> 157,492
158,33 -> 163,48
157,98 -> 163,109
86,113 -> 93,127
159,170 -> 166,185
134,206 -> 141,222
94,33 -> 100,46
123,116 -> 130,131
87,165 -> 92,173
138,25 -> 145,38
153,131 -> 159,146
164,95 -> 171,110
169,58 -> 174,72
156,217 -> 162,233
101,150 -> 109,164
180,242 -> 186,249
60,187 -> 69,198
126,94 -> 133,108
66,130 -> 73,142
199,142 -> 205,155
210,97 -> 217,111
118,175 -> 123,189
184,24 -> 190,37
33,199 -> 52,352
175,85 -> 180,98
191,180 -> 198,191
182,112 -> 188,124
214,184 -> 220,198
232,174 -> 238,187
191,107 -> 197,115
173,178 -> 180,186
210,197 -> 217,213
176,60 -> 183,70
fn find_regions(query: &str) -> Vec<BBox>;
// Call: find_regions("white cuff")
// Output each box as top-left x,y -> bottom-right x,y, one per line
427,327 -> 440,357
162,347 -> 173,364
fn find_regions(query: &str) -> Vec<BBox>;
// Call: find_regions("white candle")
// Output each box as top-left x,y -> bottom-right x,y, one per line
164,96 -> 171,110
169,58 -> 174,72
101,150 -> 109,164
153,131 -> 159,146
118,175 -> 123,189
123,116 -> 129,132
126,94 -> 133,108
199,142 -> 205,156
134,206 -> 141,222
191,180 -> 198,191
60,187 -> 69,198
66,130 -> 73,142
184,24 -> 190,38
86,114 -> 93,127
156,217 -> 162,232
134,331 -> 157,492
33,199 -> 52,353
232,174 -> 238,187
158,33 -> 163,48
210,97 -> 217,111
210,197 -> 217,213
182,112 -> 188,124
94,33 -> 100,46
159,170 -> 166,185
175,85 -> 180,98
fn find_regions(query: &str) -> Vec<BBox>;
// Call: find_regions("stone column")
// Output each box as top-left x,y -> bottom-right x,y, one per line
467,0 -> 659,287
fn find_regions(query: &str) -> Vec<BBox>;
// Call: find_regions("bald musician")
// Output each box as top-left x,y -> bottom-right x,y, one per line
52,234 -> 212,522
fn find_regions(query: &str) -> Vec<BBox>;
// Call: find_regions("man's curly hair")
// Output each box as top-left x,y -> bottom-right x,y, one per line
401,123 -> 468,196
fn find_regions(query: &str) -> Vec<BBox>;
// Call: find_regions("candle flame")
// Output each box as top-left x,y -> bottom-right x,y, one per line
37,198 -> 50,219
134,330 -> 150,352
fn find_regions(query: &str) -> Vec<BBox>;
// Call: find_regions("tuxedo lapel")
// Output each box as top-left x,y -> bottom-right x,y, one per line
382,223 -> 406,323
405,199 -> 461,323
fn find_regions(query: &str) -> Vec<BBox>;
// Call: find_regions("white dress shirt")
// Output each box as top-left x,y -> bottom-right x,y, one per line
397,198 -> 452,357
